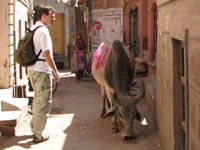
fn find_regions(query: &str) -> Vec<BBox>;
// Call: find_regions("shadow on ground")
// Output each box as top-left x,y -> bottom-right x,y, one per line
0,135 -> 38,149
52,75 -> 159,150
0,74 -> 160,150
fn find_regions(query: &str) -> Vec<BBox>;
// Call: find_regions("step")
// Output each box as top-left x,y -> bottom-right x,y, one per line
135,58 -> 147,64
135,68 -> 148,77
54,55 -> 66,61
53,54 -> 66,69
0,88 -> 13,99
147,62 -> 156,76
54,54 -> 66,60
0,111 -> 21,125
0,98 -> 28,111
0,111 -> 21,136
0,124 -> 16,136
136,68 -> 147,73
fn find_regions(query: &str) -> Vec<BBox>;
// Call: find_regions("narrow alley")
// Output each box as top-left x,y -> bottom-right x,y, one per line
1,1 -> 200,149
0,71 -> 160,150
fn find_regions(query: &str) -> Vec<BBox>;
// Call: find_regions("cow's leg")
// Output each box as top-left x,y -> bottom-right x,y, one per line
100,85 -> 106,118
104,84 -> 119,132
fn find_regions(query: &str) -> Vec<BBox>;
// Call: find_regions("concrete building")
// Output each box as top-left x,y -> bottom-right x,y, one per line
156,0 -> 200,150
0,0 -> 70,96
0,0 -> 33,136
123,0 -> 148,58
0,0 -> 12,89
89,0 -> 157,76
123,0 -> 157,76
0,0 -> 33,97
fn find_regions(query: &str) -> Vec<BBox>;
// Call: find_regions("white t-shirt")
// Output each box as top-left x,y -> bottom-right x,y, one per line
27,21 -> 53,74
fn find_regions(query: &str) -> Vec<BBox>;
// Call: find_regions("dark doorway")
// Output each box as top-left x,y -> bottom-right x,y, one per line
153,3 -> 157,61
173,36 -> 189,150
130,7 -> 139,57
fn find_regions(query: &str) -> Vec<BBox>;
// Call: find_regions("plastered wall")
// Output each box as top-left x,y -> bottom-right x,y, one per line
156,0 -> 200,149
0,0 -> 10,88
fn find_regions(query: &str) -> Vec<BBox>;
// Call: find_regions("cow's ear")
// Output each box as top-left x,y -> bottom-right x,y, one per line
103,107 -> 116,118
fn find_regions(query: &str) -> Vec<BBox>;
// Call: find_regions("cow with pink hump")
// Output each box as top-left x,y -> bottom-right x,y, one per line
92,40 -> 145,140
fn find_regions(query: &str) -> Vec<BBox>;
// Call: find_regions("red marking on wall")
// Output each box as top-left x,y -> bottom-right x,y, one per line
92,21 -> 102,30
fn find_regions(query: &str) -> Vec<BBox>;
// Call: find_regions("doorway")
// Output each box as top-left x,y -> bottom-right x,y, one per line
49,13 -> 64,55
130,7 -> 139,57
153,3 -> 157,61
104,15 -> 122,41
173,36 -> 189,150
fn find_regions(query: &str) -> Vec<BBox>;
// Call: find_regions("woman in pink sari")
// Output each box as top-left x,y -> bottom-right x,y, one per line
73,32 -> 87,80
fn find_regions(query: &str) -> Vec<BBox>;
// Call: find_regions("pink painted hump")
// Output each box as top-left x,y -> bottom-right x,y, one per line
92,42 -> 110,71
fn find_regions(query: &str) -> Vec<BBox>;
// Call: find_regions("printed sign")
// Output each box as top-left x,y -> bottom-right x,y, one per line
92,21 -> 102,30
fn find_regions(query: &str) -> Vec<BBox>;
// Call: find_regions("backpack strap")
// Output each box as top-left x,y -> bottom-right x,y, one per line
32,26 -> 46,62
32,26 -> 42,33
26,26 -> 41,33
36,49 -> 45,61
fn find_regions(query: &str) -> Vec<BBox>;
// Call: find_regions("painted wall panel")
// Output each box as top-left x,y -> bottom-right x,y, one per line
91,8 -> 123,53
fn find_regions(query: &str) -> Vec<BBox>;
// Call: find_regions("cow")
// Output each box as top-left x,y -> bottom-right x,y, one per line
92,40 -> 144,140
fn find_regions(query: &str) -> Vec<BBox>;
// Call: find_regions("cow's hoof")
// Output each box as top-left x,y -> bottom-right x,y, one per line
112,127 -> 119,133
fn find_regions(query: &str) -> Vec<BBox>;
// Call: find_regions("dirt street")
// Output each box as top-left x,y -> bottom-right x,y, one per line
0,71 -> 160,150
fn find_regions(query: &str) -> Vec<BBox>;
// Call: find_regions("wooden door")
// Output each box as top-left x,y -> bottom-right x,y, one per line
104,14 -> 122,42
173,31 -> 190,150
49,13 -> 64,55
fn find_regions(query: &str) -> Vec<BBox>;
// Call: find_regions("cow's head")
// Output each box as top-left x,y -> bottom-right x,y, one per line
117,99 -> 138,140
104,80 -> 144,140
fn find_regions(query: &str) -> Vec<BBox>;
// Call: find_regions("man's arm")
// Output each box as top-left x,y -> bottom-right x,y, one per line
43,50 -> 61,82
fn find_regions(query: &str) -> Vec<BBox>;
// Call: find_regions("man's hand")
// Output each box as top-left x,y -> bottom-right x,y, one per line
43,50 -> 61,82
53,70 -> 61,82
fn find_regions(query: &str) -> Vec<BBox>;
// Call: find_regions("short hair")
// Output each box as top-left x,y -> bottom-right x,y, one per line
36,6 -> 55,20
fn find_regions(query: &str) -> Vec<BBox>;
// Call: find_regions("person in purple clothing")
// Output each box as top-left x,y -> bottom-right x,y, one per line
73,32 -> 87,80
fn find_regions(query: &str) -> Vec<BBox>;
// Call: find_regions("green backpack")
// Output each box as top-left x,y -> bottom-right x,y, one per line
14,26 -> 45,67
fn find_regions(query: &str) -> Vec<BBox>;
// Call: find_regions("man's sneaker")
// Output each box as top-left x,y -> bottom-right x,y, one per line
33,134 -> 49,143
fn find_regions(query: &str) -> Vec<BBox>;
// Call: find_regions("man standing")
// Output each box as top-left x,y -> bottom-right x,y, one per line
28,6 -> 61,143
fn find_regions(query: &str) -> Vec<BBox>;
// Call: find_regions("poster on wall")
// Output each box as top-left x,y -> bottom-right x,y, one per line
91,21 -> 103,53
91,8 -> 123,53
